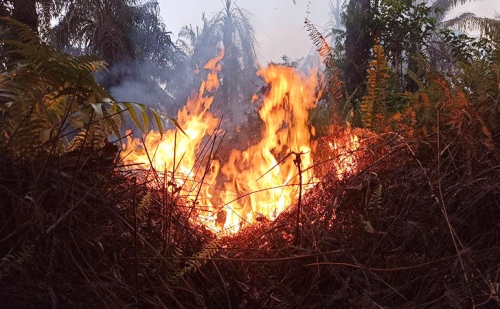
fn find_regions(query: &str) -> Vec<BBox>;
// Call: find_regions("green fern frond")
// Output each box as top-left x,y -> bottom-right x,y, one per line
0,18 -> 110,155
0,17 -> 169,157
164,246 -> 184,284
407,70 -> 426,91
140,191 -> 152,209
441,14 -> 500,40
176,239 -> 220,279
138,190 -> 153,217
64,130 -> 87,153
64,124 -> 106,153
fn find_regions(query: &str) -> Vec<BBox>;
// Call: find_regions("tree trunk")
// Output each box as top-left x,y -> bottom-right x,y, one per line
12,0 -> 38,33
343,0 -> 373,127
3,0 -> 38,68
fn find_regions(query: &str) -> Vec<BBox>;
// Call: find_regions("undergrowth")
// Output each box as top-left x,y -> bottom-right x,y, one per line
1,16 -> 500,309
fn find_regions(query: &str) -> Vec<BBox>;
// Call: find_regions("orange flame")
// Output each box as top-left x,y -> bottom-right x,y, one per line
327,129 -> 360,180
219,65 -> 320,232
121,51 -> 358,234
121,49 -> 223,186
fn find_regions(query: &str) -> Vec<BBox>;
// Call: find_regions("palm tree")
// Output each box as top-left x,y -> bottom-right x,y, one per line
193,0 -> 259,120
433,0 -> 500,38
3,0 -> 187,114
4,0 -> 182,89
342,0 -> 373,126
328,0 -> 345,32
11,0 -> 38,32
54,1 -> 134,65
178,17 -> 222,91
423,0 -> 500,72
52,0 -> 183,91
5,0 -> 72,33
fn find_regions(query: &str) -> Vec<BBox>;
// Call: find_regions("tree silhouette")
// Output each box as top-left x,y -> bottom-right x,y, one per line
53,1 -> 179,85
342,0 -> 374,127
202,0 -> 259,121
433,0 -> 500,39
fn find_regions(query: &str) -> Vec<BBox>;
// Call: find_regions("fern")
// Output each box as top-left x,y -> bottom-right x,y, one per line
0,244 -> 34,279
305,18 -> 344,123
64,124 -> 107,153
407,70 -> 426,90
369,183 -> 383,210
175,239 -> 220,281
0,17 -> 168,157
137,190 -> 152,217
360,43 -> 390,129
165,246 -> 184,284
305,18 -> 333,64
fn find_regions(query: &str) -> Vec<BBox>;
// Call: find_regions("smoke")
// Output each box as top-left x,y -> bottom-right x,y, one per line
109,80 -> 171,112
100,0 -> 327,141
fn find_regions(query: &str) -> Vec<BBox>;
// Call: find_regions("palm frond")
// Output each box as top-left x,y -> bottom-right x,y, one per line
442,13 -> 500,40
432,0 -> 483,13
0,17 -> 166,156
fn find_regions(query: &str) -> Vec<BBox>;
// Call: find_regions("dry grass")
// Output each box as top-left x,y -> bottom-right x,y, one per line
1,124 -> 499,308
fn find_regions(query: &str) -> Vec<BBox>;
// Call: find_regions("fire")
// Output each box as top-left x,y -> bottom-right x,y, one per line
313,125 -> 363,181
327,128 -> 360,180
121,49 -> 223,187
219,65 -> 319,231
121,51 -> 357,234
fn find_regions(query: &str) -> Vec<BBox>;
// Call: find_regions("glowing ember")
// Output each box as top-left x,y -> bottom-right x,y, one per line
313,125 -> 362,181
327,129 -> 360,180
121,51 -> 358,234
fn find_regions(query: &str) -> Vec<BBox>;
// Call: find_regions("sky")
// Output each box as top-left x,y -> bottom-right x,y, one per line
158,0 -> 500,65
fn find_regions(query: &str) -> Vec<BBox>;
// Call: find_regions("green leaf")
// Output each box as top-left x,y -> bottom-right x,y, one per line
109,117 -> 122,140
67,116 -> 84,128
45,109 -> 60,125
138,104 -> 149,132
111,102 -> 127,124
79,107 -> 91,124
168,116 -> 187,137
0,93 -> 19,102
152,109 -> 164,137
39,128 -> 51,144
123,102 -> 144,132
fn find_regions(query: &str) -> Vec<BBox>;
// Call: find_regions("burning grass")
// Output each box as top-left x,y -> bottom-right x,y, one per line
1,123 -> 499,308
2,10 -> 500,308
120,57 -> 323,234
2,54 -> 500,306
1,47 -> 500,309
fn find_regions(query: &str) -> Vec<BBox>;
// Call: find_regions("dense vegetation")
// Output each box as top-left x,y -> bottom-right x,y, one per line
1,0 -> 499,308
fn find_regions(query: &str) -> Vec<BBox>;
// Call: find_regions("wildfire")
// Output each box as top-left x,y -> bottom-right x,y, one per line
219,64 -> 320,232
327,128 -> 360,180
121,51 -> 357,234
121,49 -> 223,187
